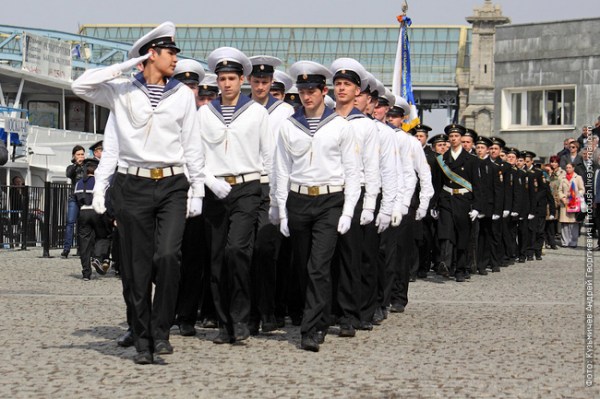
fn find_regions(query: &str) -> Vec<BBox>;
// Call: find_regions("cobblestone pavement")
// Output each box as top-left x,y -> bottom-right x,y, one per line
0,243 -> 599,398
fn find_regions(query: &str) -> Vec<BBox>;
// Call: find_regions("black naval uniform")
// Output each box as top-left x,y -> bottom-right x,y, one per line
516,167 -> 532,262
526,167 -> 556,259
433,148 -> 481,280
476,156 -> 504,273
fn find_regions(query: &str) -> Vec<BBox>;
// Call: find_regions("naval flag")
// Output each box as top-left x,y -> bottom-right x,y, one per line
392,14 -> 420,132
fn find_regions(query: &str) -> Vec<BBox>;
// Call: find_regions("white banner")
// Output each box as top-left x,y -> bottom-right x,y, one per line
22,33 -> 72,81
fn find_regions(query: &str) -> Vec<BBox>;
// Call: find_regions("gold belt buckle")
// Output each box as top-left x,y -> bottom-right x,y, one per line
308,186 -> 320,196
224,176 -> 237,185
150,168 -> 164,180
452,188 -> 460,195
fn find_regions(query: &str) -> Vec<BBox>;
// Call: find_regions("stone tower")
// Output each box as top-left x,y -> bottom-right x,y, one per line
458,0 -> 510,135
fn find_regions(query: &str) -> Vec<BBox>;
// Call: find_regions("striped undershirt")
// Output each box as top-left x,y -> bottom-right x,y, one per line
221,105 -> 235,125
147,84 -> 164,108
306,117 -> 320,135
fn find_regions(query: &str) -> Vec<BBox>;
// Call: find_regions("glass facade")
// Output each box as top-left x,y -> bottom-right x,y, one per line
80,24 -> 471,88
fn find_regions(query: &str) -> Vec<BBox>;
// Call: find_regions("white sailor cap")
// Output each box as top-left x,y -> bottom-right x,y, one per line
207,47 -> 252,76
374,79 -> 388,105
324,95 -> 336,109
249,55 -> 282,77
330,58 -> 369,92
272,70 -> 293,93
199,73 -> 219,96
362,72 -> 377,95
383,88 -> 396,108
128,21 -> 180,59
172,59 -> 205,84
388,94 -> 411,117
289,61 -> 332,89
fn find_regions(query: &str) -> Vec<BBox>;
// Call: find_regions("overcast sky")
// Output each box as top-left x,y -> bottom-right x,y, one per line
3,0 -> 599,32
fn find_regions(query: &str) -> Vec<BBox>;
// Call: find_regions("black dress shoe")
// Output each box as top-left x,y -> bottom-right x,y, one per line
390,303 -> 405,313
417,271 -> 428,279
213,327 -> 234,344
339,324 -> 356,337
154,340 -> 173,355
201,318 -> 218,329
233,322 -> 250,342
133,351 -> 153,365
478,269 -> 488,275
248,320 -> 259,336
382,307 -> 388,319
275,317 -> 285,328
358,321 -> 373,331
117,329 -> 134,347
464,272 -> 471,280
526,256 -> 534,261
60,250 -> 69,259
300,334 -> 319,352
409,277 -> 416,282
315,330 -> 326,344
438,262 -> 449,277
261,315 -> 278,333
535,255 -> 542,261
290,315 -> 302,326
551,246 -> 558,250
517,258 -> 526,263
179,323 -> 196,337
372,308 -> 384,325
455,274 -> 466,282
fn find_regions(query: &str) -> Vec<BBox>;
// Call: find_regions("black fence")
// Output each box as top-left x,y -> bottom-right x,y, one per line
1,183 -> 73,254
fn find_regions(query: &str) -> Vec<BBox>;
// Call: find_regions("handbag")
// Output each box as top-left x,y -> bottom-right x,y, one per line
579,196 -> 588,213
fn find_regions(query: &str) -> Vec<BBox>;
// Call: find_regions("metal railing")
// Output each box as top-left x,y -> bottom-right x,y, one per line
0,183 -> 73,253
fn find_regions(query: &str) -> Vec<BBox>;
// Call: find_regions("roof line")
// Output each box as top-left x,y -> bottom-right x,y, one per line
79,24 -> 471,29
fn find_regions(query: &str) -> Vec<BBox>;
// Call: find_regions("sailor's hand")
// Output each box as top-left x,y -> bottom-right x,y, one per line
375,213 -> 391,234
119,53 -> 151,73
92,192 -> 106,214
391,210 -> 403,226
280,217 -> 290,237
268,207 -> 280,225
186,197 -> 203,218
337,215 -> 352,235
208,179 -> 232,199
360,209 -> 374,225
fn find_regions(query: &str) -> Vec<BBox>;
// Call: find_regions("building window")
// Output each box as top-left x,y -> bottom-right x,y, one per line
504,86 -> 575,129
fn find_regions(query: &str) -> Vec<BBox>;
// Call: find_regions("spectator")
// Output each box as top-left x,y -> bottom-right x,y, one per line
61,145 -> 86,258
576,125 -> 593,151
0,139 -> 7,165
557,138 -> 575,158
544,156 -> 564,250
559,141 -> 586,177
558,163 -> 585,248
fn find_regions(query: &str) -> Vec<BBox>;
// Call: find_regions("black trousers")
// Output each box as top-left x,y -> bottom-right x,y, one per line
377,225 -> 398,311
77,208 -> 111,277
110,174 -> 133,329
544,219 -> 558,248
437,194 -> 472,275
417,216 -> 436,276
116,173 -> 188,352
517,219 -> 529,260
477,217 -> 501,270
359,196 -> 380,323
176,215 -> 208,325
204,181 -> 261,332
526,216 -> 545,257
332,189 -> 364,327
287,191 -> 343,336
504,217 -> 518,260
392,207 -> 417,306
250,184 -> 281,324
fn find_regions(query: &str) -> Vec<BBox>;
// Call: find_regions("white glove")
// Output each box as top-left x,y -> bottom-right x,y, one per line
492,214 -> 501,220
208,179 -> 232,199
477,213 -> 485,219
510,212 -> 519,217
118,53 -> 151,73
92,192 -> 106,214
337,215 -> 352,235
503,210 -> 510,218
268,207 -> 280,225
430,209 -> 439,220
527,214 -> 535,220
360,209 -> 374,225
549,215 -> 555,220
280,217 -> 290,237
391,210 -> 403,227
186,197 -> 203,218
415,208 -> 427,221
400,204 -> 409,216
468,209 -> 479,222
375,213 -> 391,234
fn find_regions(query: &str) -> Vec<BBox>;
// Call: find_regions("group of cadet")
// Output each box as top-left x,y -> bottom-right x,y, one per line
70,22 -> 569,364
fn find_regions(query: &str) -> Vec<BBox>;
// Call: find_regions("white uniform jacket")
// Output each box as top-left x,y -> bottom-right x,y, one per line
198,94 -> 272,188
344,108 -> 381,212
71,69 -> 205,198
274,106 -> 360,219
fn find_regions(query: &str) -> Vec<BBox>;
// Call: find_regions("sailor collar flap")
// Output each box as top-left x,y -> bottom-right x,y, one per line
265,95 -> 284,114
289,106 -> 338,136
132,72 -> 183,103
208,94 -> 255,125
345,107 -> 366,121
